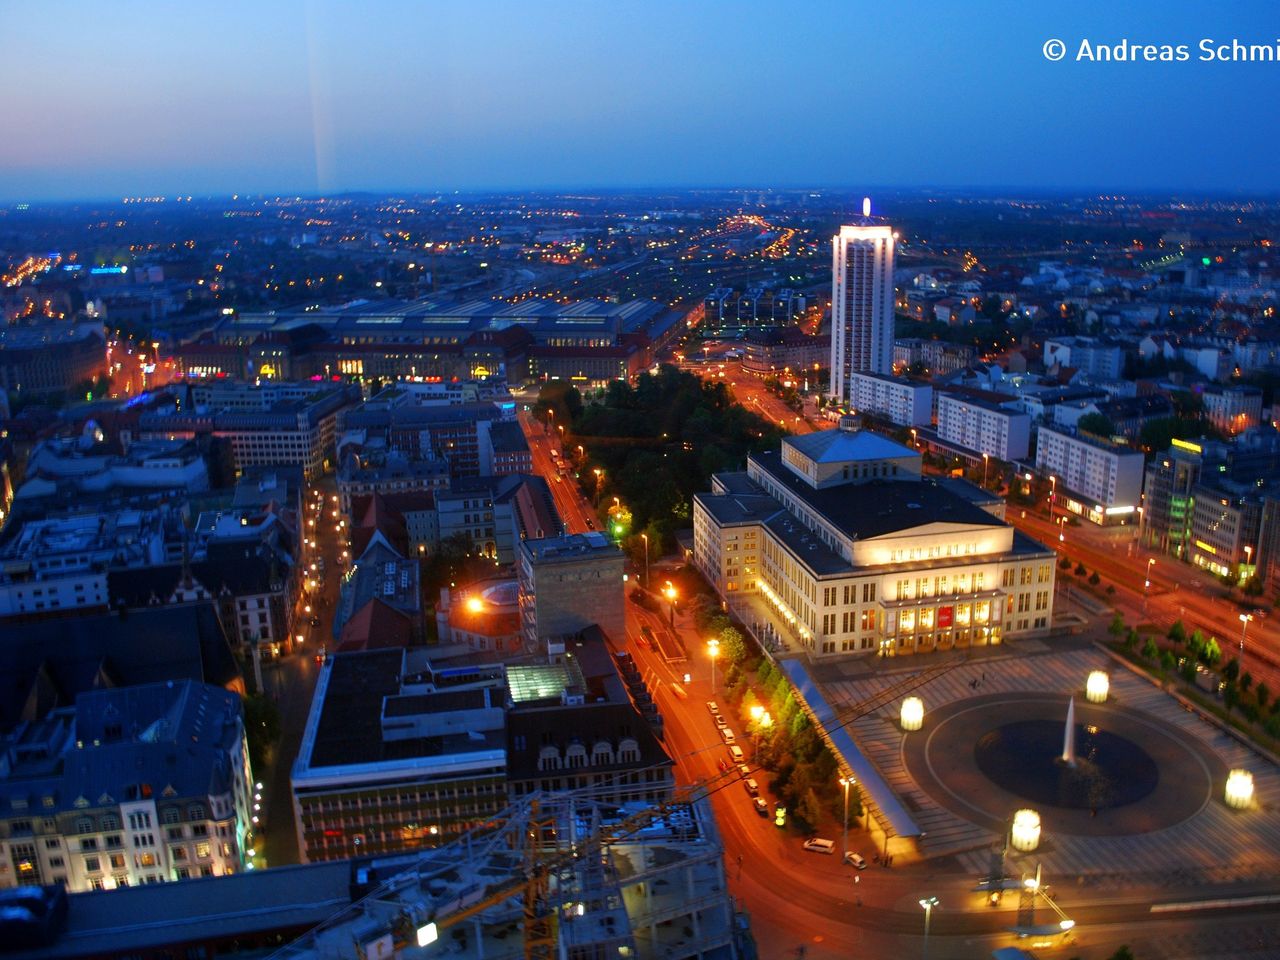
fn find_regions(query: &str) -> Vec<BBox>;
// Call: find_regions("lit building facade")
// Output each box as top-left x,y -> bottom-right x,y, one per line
830,221 -> 895,403
936,391 -> 1031,461
692,418 -> 1055,659
848,372 -> 932,426
1035,427 -> 1144,525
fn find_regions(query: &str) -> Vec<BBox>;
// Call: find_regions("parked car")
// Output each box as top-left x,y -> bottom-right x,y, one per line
706,700 -> 720,715
803,838 -> 836,855
714,714 -> 729,729
719,727 -> 736,744
844,851 -> 867,869
737,764 -> 751,779
743,778 -> 759,796
752,797 -> 769,817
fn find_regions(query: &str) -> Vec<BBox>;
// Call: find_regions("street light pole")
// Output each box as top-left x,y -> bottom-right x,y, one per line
1144,558 -> 1155,613
839,777 -> 853,862
1240,613 -> 1252,655
641,533 -> 649,590
919,897 -> 938,960
982,453 -> 989,488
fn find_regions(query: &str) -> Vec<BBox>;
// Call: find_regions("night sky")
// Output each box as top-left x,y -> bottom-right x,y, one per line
3,0 -> 1279,200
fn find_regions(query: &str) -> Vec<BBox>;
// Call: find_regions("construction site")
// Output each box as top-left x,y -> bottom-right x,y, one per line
268,784 -> 749,960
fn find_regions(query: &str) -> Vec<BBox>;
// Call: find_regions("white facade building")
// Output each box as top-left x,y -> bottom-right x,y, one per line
849,372 -> 932,426
1035,427 -> 1145,524
936,391 -> 1031,461
692,417 -> 1055,660
830,220 -> 895,403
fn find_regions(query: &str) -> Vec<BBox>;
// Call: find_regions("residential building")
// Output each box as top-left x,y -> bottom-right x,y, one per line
291,648 -> 507,863
1035,427 -> 1145,525
0,680 -> 253,893
336,450 -> 450,514
489,419 -> 532,475
830,218 -> 895,402
936,390 -> 1031,461
692,417 -> 1056,659
739,327 -> 829,377
517,533 -> 626,656
893,338 -> 976,376
436,579 -> 524,655
339,401 -> 511,478
1203,384 -> 1263,436
333,540 -> 420,643
848,372 -> 932,426
1188,479 -> 1266,580
1042,337 -> 1124,379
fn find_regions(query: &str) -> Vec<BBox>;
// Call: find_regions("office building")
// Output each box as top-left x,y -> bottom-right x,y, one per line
936,390 -> 1031,461
1035,427 -> 1145,525
291,648 -> 508,864
138,381 -> 359,480
0,680 -> 253,893
830,215 -> 895,403
0,324 -> 105,397
517,533 -> 626,655
848,372 -> 932,427
692,417 -> 1056,659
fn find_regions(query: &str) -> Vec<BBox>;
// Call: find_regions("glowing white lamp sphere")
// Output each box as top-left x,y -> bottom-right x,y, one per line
1225,769 -> 1255,810
901,696 -> 924,732
1010,808 -> 1041,852
1086,670 -> 1110,704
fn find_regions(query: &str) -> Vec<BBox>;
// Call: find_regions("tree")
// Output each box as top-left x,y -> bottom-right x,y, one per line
1075,562 -> 1087,577
1059,556 -> 1072,570
1159,648 -> 1177,673
1088,571 -> 1101,586
1223,680 -> 1240,715
719,625 -> 748,666
1167,620 -> 1187,645
1257,682 -> 1271,710
1077,412 -> 1116,438
1223,657 -> 1241,682
1202,636 -> 1222,667
1124,627 -> 1139,651
1141,637 -> 1159,661
1243,576 -> 1264,598
1108,614 -> 1126,638
1107,948 -> 1136,960
1241,671 -> 1254,693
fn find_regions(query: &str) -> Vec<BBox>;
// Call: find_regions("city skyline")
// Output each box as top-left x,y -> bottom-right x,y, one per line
5,0 -> 1280,201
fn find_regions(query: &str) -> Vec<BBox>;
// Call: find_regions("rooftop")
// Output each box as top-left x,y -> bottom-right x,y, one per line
783,424 -> 916,465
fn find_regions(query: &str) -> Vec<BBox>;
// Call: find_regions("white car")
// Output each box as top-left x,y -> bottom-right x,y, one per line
803,838 -> 836,855
844,851 -> 867,870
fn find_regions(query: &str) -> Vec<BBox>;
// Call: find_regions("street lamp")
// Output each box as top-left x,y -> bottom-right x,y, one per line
910,428 -> 917,449
1144,558 -> 1155,613
708,638 -> 720,691
982,453 -> 989,488
919,897 -> 939,960
640,532 -> 650,590
839,776 -> 855,862
664,580 -> 677,626
593,468 -> 603,508
1057,515 -> 1066,543
1244,544 -> 1254,580
1049,475 -> 1057,510
1240,613 -> 1253,655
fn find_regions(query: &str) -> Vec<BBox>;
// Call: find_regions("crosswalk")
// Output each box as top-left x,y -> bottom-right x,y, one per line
819,645 -> 1280,882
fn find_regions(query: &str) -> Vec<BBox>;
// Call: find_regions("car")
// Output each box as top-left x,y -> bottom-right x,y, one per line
728,745 -> 745,763
844,852 -> 868,870
719,727 -> 735,744
737,764 -> 751,778
706,700 -> 719,715
309,616 -> 321,627
585,518 -> 595,530
803,838 -> 836,855
714,714 -> 728,729
752,797 -> 770,817
743,778 -> 759,796
717,758 -> 729,773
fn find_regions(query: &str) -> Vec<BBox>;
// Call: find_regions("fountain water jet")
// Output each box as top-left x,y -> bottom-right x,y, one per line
1061,696 -> 1077,767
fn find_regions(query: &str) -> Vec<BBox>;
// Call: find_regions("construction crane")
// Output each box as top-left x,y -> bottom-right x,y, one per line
314,767 -> 745,960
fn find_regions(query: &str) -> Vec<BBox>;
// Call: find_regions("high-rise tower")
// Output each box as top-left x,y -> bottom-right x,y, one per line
830,198 -> 895,404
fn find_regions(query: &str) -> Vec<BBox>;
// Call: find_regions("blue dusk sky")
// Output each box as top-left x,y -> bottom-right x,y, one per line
2,0 -> 1279,201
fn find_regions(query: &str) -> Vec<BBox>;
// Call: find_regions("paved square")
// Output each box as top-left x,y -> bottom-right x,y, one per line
812,643 -> 1280,889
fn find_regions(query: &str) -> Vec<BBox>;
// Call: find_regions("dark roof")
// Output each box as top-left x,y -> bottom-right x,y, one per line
337,598 -> 414,653
504,701 -> 672,784
0,604 -> 240,733
489,419 -> 530,455
307,650 -> 404,768
750,450 -> 1002,540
